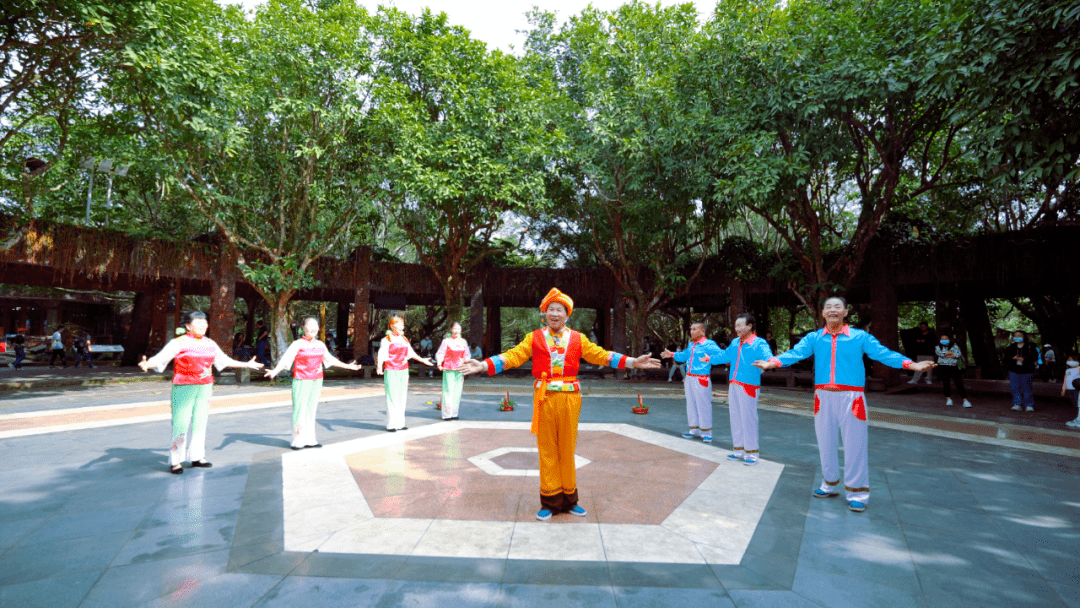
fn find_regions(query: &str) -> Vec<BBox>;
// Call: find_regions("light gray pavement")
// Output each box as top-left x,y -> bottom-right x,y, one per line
1,373 -> 1078,607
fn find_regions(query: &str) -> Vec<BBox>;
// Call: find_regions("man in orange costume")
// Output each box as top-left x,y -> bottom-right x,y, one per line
459,288 -> 660,521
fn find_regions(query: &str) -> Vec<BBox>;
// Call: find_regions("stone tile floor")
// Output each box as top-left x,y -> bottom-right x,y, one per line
0,378 -> 1078,607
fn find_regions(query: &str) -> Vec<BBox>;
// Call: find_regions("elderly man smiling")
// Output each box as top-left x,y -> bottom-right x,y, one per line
459,287 -> 661,521
754,296 -> 936,513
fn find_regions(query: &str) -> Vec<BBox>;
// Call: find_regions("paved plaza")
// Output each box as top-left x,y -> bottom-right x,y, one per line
1,375 -> 1079,608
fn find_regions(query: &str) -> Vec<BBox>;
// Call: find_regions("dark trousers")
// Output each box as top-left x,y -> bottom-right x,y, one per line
49,348 -> 67,367
938,365 -> 967,398
13,347 -> 25,369
256,341 -> 271,366
74,350 -> 94,367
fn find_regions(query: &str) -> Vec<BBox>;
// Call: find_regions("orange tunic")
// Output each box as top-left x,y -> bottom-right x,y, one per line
484,327 -> 628,512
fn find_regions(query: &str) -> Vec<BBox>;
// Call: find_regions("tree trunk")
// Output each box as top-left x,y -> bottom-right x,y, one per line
469,283 -> 484,352
870,256 -> 900,385
122,290 -> 155,366
961,295 -> 1003,379
244,296 -> 258,345
1021,295 -> 1080,355
612,297 -> 627,379
625,296 -> 651,363
265,290 -> 296,362
208,243 -> 238,343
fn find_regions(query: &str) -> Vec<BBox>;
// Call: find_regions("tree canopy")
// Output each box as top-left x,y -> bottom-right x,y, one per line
1,0 -> 1077,350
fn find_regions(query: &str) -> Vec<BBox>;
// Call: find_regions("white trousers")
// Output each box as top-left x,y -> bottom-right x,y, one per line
910,355 -> 935,382
814,390 -> 870,503
684,375 -> 713,436
729,383 -> 760,457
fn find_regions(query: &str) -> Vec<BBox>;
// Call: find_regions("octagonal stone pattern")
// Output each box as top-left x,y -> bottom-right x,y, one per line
475,447 -> 591,476
281,421 -> 784,564
346,429 -> 711,523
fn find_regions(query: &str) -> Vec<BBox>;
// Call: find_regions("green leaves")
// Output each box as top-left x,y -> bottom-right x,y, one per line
366,7 -> 557,313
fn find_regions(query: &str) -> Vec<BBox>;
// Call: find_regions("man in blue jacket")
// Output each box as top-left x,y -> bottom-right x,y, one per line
711,313 -> 773,465
754,297 -> 935,512
662,322 -> 723,443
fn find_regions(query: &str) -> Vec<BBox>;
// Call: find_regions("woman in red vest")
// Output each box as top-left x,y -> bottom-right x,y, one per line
265,316 -> 361,449
140,311 -> 264,474
377,316 -> 434,431
459,288 -> 660,521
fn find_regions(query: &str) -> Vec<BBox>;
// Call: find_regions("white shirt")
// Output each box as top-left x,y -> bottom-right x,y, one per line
1065,366 -> 1080,391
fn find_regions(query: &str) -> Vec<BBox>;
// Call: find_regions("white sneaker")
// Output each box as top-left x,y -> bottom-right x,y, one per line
907,379 -> 917,384
1011,405 -> 1022,411
962,400 -> 972,408
945,398 -> 953,406
925,379 -> 933,385
1065,419 -> 1080,428
1025,406 -> 1035,412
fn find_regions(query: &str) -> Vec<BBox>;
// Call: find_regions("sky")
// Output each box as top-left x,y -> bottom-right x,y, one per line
216,0 -> 716,53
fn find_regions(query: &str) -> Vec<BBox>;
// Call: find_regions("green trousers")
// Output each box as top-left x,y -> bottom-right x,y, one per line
170,384 -> 213,466
291,377 -> 323,447
384,369 -> 409,429
441,370 -> 463,418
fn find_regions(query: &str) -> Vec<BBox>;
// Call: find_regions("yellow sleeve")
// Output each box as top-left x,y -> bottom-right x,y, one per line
488,333 -> 533,374
579,333 -> 619,368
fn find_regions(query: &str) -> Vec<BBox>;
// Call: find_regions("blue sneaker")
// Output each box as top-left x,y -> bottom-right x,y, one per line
536,509 -> 552,521
702,435 -> 712,443
848,500 -> 866,512
569,505 -> 587,517
726,454 -> 744,461
743,457 -> 757,466
812,489 -> 839,498
681,432 -> 698,439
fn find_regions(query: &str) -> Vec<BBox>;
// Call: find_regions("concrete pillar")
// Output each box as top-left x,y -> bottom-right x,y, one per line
351,247 -> 371,356
870,257 -> 901,386
208,243 -> 238,343
486,304 -> 501,354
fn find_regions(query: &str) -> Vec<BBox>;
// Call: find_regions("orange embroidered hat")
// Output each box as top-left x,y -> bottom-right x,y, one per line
540,287 -> 574,317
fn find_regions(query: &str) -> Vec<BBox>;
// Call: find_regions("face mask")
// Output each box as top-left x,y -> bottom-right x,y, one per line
1068,361 -> 1079,368
1013,337 -> 1024,343
940,340 -> 950,345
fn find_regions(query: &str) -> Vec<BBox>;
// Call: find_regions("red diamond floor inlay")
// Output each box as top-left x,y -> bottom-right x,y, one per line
344,429 -> 719,524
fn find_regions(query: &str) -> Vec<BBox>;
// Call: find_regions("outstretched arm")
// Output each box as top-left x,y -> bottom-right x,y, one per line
141,339 -> 182,372
863,333 -> 926,371
214,343 -> 264,370
580,335 -> 661,370
458,334 -> 533,376
754,332 -> 815,369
